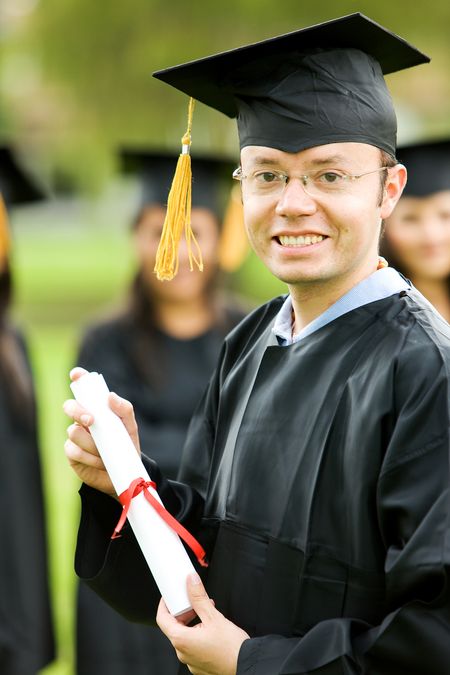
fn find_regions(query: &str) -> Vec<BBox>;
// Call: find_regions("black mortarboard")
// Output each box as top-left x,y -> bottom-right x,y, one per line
154,13 -> 430,157
396,139 -> 450,197
0,146 -> 45,207
120,148 -> 236,218
0,146 -> 46,259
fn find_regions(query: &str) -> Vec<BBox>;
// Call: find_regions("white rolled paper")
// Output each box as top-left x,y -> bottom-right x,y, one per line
70,371 -> 196,616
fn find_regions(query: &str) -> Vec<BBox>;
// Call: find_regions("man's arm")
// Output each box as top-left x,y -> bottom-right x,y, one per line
64,367 -> 211,624
74,455 -> 205,623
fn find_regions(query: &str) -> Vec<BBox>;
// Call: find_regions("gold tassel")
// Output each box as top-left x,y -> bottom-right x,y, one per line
154,97 -> 203,281
0,195 -> 11,262
218,183 -> 249,273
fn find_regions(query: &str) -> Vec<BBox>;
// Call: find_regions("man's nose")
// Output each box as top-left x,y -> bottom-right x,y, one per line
275,177 -> 317,217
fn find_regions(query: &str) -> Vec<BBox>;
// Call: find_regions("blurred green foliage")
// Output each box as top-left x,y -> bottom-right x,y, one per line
10,203 -> 135,675
2,0 -> 450,193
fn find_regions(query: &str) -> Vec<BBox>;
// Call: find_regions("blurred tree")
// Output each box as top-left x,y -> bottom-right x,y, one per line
1,0 -> 450,194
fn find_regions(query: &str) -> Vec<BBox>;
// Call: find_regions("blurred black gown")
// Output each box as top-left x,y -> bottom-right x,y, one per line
0,328 -> 54,674
75,308 -> 245,675
75,290 -> 450,674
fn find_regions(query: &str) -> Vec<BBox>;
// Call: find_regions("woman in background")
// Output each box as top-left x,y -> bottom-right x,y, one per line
381,139 -> 450,321
74,150 -> 249,675
0,147 -> 55,674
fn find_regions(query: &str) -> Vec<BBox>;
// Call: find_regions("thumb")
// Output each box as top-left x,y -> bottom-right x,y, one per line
70,366 -> 88,382
187,573 -> 215,622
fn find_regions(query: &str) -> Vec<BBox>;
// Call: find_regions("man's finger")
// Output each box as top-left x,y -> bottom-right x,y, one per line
63,399 -> 94,427
108,392 -> 141,453
70,366 -> 88,381
64,438 -> 104,469
157,598 -> 186,641
186,573 -> 215,623
67,423 -> 98,455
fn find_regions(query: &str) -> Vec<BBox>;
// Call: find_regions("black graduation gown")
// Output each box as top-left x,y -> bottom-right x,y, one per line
75,313 -> 245,675
0,329 -> 54,674
75,289 -> 450,674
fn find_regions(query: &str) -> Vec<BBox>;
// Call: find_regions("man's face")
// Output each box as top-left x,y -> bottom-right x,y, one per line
240,142 -> 403,292
384,191 -> 450,280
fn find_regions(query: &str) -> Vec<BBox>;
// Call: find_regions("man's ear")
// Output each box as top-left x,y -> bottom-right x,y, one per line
380,164 -> 407,219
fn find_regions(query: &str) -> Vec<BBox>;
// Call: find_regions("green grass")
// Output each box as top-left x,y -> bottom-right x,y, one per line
10,197 -> 285,674
11,200 -> 134,675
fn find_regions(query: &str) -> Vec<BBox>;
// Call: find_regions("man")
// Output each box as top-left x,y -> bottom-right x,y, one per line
64,14 -> 450,675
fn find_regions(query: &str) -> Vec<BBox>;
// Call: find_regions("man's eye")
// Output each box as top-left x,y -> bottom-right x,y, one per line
254,172 -> 281,184
317,172 -> 344,184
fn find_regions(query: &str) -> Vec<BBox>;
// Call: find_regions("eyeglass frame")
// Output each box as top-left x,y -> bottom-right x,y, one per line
232,165 -> 391,198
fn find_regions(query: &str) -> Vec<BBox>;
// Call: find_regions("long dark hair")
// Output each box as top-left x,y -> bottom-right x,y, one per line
0,260 -> 34,422
120,208 -> 240,388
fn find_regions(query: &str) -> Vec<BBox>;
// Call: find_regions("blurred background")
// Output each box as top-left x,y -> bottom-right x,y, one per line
1,1 -> 449,673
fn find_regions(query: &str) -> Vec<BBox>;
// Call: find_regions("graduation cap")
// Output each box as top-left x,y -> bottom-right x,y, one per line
154,13 -> 429,155
151,13 -> 429,279
0,146 -> 46,260
0,147 -> 45,207
396,139 -> 450,197
120,148 -> 248,273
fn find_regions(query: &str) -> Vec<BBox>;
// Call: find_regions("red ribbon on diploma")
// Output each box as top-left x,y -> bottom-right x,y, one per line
111,477 -> 208,568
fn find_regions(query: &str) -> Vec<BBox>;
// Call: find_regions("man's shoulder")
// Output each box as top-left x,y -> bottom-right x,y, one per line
384,290 -> 450,382
400,290 -> 450,349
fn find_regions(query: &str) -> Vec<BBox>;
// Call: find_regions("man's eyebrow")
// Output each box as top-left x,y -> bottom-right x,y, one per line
306,155 -> 352,167
249,156 -> 281,166
247,154 -> 353,168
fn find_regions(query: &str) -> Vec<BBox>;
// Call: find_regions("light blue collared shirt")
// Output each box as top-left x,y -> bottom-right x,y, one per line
272,267 -> 411,346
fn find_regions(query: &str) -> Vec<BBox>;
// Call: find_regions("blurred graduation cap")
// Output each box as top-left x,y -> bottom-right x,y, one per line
151,13 -> 429,279
397,139 -> 450,197
119,148 -> 248,273
120,148 -> 237,217
0,146 -> 46,260
0,147 -> 45,206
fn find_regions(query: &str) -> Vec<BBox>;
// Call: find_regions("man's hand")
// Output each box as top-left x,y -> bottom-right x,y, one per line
157,573 -> 249,675
63,367 -> 141,496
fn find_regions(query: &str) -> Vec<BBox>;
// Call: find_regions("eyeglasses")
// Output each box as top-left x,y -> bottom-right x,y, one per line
232,166 -> 389,199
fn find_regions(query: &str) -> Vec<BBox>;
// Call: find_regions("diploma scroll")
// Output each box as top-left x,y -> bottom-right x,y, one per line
70,371 -> 196,616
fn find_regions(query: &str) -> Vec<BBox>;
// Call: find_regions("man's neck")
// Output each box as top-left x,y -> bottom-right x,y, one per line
289,260 -> 380,334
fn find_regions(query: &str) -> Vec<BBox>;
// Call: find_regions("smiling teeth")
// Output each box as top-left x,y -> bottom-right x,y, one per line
279,235 -> 325,247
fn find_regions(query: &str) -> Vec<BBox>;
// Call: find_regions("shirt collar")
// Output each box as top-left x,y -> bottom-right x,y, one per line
272,267 -> 411,345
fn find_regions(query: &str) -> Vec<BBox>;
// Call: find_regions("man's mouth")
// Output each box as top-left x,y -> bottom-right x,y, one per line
278,234 -> 326,247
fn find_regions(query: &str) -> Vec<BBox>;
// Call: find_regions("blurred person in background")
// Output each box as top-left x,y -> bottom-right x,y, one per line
381,139 -> 450,320
74,149 -> 249,675
0,147 -> 55,674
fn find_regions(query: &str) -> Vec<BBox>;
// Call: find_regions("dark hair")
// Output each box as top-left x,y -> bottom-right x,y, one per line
0,261 -> 34,422
122,206 -> 237,388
